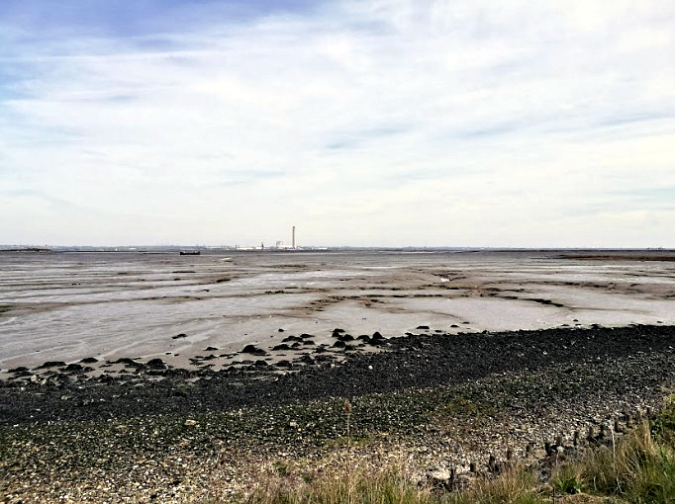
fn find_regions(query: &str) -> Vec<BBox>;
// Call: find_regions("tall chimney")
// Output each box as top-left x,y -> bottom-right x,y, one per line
292,226 -> 296,249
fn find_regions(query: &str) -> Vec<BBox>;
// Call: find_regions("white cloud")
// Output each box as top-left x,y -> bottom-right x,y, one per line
0,0 -> 674,246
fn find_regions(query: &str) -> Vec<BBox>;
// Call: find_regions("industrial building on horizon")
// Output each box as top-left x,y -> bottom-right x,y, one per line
234,225 -> 298,251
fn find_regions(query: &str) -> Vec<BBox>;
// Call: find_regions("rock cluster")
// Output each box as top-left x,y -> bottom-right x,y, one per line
0,324 -> 674,426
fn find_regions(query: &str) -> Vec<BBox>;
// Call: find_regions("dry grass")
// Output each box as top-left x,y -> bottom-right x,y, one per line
448,464 -> 541,504
227,446 -> 432,504
570,421 -> 675,503
229,398 -> 675,504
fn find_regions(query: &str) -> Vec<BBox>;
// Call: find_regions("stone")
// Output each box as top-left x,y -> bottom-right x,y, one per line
242,345 -> 267,356
36,361 -> 66,369
147,358 -> 166,370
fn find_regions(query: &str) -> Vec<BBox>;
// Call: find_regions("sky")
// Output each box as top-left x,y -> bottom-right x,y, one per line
1,0 -> 674,248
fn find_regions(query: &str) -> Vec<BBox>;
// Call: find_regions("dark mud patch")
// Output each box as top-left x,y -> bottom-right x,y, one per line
527,298 -> 566,308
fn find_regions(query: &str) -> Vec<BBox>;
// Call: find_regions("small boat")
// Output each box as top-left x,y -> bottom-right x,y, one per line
179,250 -> 201,256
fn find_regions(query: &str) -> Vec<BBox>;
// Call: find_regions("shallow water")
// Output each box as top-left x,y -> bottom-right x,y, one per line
1,249 -> 674,370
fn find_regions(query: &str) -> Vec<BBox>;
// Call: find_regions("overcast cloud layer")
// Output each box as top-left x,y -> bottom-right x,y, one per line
1,0 -> 674,247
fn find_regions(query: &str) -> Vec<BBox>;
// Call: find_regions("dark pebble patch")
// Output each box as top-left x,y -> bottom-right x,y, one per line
1,325 -> 675,426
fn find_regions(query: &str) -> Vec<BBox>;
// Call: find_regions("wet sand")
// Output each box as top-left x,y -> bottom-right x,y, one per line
1,249 -> 674,375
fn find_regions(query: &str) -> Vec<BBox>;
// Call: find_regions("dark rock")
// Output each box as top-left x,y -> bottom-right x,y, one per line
417,325 -> 430,330
36,361 -> 66,369
9,369 -> 32,378
242,345 -> 267,356
64,363 -> 84,373
80,357 -> 98,364
300,333 -> 314,339
333,341 -> 346,348
205,346 -> 219,351
298,354 -> 315,364
147,359 -> 166,370
172,333 -> 188,339
273,344 -> 291,351
113,358 -> 145,369
164,368 -> 193,379
372,332 -> 384,340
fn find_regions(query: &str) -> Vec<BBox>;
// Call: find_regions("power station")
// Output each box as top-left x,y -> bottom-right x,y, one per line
234,226 -> 297,250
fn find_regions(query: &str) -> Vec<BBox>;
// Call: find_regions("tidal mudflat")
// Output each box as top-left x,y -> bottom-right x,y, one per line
1,249 -> 674,374
1,249 -> 675,502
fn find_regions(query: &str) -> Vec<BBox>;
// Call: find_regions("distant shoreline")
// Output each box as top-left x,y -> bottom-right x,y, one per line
1,246 -> 674,253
